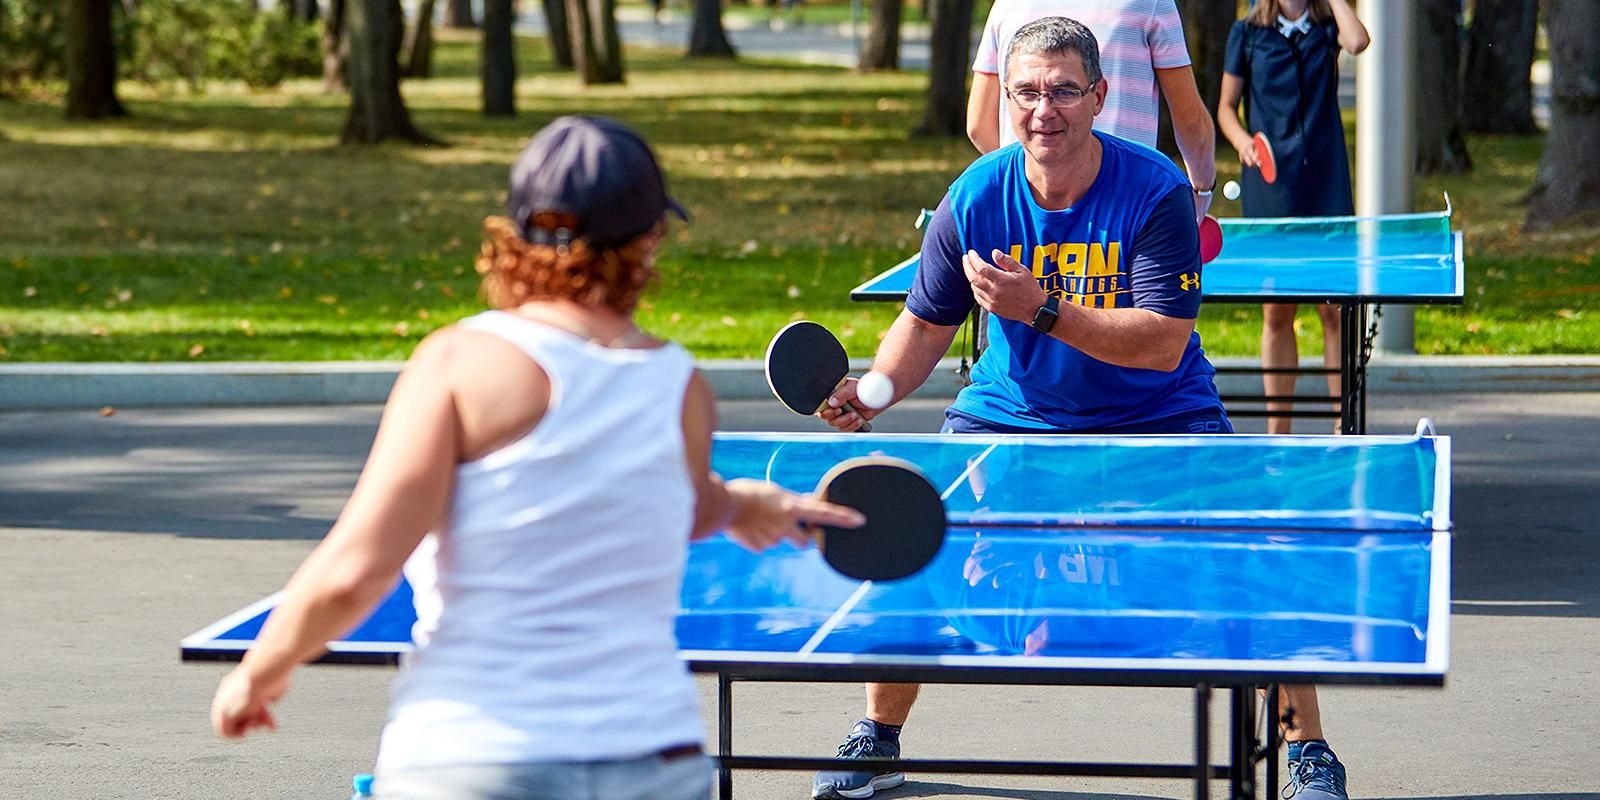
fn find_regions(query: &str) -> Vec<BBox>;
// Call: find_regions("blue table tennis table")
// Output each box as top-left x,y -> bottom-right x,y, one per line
850,208 -> 1466,435
183,429 -> 1452,799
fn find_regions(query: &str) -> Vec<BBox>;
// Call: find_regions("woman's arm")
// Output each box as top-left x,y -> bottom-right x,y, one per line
1328,0 -> 1370,54
965,71 -> 1003,154
1216,73 -> 1258,168
681,370 -> 864,549
211,333 -> 466,738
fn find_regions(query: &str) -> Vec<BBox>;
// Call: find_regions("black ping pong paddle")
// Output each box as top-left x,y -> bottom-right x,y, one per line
808,457 -> 945,582
765,320 -> 873,433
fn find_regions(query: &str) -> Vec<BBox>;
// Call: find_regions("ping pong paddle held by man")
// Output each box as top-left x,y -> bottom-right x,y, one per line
765,321 -> 873,432
1199,215 -> 1224,264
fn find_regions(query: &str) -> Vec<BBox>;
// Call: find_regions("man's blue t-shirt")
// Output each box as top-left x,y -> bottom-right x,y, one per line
908,132 -> 1223,431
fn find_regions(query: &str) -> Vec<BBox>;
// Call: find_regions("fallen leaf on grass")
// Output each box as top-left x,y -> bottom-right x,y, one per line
188,344 -> 205,357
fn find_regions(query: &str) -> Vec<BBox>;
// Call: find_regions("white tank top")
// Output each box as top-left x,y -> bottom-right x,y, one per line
376,310 -> 703,770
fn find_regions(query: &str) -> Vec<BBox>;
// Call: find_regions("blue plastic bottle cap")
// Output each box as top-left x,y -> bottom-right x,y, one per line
353,774 -> 375,795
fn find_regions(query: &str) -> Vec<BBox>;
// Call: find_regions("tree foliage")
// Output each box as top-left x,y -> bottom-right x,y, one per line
124,0 -> 321,91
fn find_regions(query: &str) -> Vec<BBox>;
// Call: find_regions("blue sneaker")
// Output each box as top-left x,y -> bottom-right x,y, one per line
812,720 -> 904,799
1283,741 -> 1348,800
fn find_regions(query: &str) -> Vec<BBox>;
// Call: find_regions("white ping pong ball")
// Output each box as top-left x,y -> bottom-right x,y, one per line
1223,180 -> 1241,201
856,371 -> 895,410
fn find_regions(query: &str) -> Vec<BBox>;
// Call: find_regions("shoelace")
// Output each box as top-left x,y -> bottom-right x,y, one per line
835,733 -> 891,760
1282,757 -> 1345,799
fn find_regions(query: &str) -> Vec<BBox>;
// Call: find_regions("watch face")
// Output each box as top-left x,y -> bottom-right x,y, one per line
1032,301 -> 1058,333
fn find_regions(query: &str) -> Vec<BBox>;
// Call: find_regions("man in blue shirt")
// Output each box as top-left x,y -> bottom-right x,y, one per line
821,16 -> 1227,440
813,17 -> 1343,800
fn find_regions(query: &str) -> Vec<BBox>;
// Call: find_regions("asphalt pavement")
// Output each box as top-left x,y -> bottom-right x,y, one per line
2,392 -> 1597,799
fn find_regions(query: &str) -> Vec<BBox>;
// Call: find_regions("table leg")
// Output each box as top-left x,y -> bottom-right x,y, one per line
719,672 -> 734,800
1195,684 -> 1211,800
1231,687 -> 1258,800
1266,685 -> 1281,795
1340,303 -> 1360,435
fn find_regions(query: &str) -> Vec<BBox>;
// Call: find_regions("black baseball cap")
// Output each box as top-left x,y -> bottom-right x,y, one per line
507,115 -> 688,247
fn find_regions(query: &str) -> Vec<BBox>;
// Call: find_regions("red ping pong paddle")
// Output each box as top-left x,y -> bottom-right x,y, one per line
1199,214 -> 1223,264
1253,132 -> 1277,185
808,457 -> 945,581
765,321 -> 873,433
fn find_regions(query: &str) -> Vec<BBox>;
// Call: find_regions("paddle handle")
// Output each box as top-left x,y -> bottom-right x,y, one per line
826,377 -> 873,433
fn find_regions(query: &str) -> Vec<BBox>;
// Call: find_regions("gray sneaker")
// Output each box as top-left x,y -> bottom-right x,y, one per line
811,720 -> 904,799
1283,741 -> 1348,800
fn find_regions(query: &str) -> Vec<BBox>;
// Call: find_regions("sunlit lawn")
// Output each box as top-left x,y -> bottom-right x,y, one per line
0,30 -> 1595,362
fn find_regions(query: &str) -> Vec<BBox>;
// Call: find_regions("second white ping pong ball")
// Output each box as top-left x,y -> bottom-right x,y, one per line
856,371 -> 895,410
1223,180 -> 1241,201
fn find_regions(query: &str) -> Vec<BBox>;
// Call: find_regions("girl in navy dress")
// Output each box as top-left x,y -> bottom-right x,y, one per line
1218,0 -> 1368,436
1218,10 -> 1370,799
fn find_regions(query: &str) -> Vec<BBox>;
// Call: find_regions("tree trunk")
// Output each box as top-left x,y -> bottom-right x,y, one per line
543,0 -> 574,68
322,0 -> 349,92
1415,0 -> 1471,174
65,0 -> 126,119
1460,0 -> 1539,134
403,0 -> 438,78
567,0 -> 624,84
1157,0 -> 1233,160
482,0 -> 516,115
286,0 -> 320,21
341,0 -> 433,144
858,0 -> 902,71
914,0 -> 972,137
446,0 -> 476,27
687,0 -> 736,57
1525,0 -> 1600,229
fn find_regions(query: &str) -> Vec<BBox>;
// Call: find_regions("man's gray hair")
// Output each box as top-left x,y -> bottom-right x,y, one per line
1004,17 -> 1103,85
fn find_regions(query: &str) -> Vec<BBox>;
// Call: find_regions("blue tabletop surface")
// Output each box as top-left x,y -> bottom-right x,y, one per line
183,433 -> 1452,680
851,210 -> 1464,304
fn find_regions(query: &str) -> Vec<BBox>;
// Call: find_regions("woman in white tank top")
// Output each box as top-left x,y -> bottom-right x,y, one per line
208,116 -> 864,800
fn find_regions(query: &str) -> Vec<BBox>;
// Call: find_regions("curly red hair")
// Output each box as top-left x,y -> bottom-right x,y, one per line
475,216 -> 659,315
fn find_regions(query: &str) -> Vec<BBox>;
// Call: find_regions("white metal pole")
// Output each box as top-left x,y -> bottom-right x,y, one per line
1357,0 -> 1416,355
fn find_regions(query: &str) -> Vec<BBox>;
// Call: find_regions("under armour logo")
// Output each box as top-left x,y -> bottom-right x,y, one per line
1179,273 -> 1200,291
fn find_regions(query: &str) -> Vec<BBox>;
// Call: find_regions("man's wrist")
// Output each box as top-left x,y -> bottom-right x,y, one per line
1030,295 -> 1061,334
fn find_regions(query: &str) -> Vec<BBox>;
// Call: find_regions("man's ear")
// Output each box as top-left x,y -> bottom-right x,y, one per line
1093,78 -> 1109,115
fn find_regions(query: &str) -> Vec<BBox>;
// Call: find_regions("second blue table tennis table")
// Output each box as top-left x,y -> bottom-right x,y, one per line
183,429 -> 1452,799
849,208 -> 1466,434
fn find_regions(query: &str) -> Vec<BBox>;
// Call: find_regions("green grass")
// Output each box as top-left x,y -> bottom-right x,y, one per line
1,30 -> 1597,362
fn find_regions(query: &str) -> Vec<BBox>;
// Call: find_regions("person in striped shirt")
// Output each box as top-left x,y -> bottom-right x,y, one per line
966,0 -> 1217,225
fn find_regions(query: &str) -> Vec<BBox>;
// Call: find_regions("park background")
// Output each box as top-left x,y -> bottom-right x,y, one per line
1,0 -> 1597,368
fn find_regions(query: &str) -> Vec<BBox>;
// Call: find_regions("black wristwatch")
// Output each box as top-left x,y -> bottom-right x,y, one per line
1030,295 -> 1060,334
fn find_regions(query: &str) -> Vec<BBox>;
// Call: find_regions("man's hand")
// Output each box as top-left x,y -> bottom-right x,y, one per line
819,377 -> 878,432
963,249 -> 1048,323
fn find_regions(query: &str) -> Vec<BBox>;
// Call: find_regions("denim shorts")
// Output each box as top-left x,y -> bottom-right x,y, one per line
376,750 -> 712,800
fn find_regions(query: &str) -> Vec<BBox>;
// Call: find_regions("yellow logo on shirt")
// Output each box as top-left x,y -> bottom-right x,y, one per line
1007,240 -> 1127,309
1179,272 -> 1200,291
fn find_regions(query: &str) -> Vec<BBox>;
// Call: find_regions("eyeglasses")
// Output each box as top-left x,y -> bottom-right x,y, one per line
1006,86 -> 1090,109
